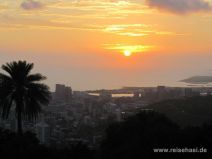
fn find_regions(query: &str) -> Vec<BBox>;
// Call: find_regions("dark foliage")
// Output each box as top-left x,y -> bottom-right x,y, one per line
148,95 -> 212,126
0,128 -> 94,159
1,111 -> 212,159
100,111 -> 212,159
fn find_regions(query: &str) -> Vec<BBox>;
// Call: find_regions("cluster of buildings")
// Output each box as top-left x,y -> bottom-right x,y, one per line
1,84 -> 212,147
117,86 -> 212,102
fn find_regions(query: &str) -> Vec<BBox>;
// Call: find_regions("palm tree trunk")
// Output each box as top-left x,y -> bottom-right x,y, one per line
17,111 -> 23,135
17,101 -> 23,135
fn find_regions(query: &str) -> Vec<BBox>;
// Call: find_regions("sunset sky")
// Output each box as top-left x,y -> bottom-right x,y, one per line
0,0 -> 212,91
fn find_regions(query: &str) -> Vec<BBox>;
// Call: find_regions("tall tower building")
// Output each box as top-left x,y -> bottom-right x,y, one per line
65,86 -> 72,103
55,84 -> 72,103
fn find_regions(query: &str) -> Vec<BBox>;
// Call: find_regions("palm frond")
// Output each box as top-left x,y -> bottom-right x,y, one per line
23,61 -> 34,75
23,98 -> 41,121
0,94 -> 14,119
27,73 -> 46,82
0,73 -> 12,81
0,74 -> 15,100
27,83 -> 50,104
1,63 -> 13,77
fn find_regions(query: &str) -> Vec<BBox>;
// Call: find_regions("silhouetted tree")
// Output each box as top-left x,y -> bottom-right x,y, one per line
0,61 -> 50,135
100,111 -> 179,159
100,111 -> 212,159
0,127 -> 94,159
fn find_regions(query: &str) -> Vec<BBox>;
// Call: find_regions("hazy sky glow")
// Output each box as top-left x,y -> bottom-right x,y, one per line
0,0 -> 212,90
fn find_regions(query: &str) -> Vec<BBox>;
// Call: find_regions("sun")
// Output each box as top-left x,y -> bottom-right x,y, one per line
123,50 -> 132,57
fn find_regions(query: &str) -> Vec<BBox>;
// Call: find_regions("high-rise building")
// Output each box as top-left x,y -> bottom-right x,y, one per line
55,84 -> 65,101
55,84 -> 72,103
64,86 -> 72,103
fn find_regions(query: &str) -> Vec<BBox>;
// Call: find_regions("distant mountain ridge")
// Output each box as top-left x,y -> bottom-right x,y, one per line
180,76 -> 212,84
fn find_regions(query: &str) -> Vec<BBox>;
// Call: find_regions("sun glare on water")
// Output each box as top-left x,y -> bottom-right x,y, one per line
124,50 -> 132,57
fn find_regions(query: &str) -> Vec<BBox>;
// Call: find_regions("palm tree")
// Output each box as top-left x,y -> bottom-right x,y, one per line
0,61 -> 50,135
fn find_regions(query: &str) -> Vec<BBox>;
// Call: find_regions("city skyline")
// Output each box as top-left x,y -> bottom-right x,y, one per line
1,0 -> 212,90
